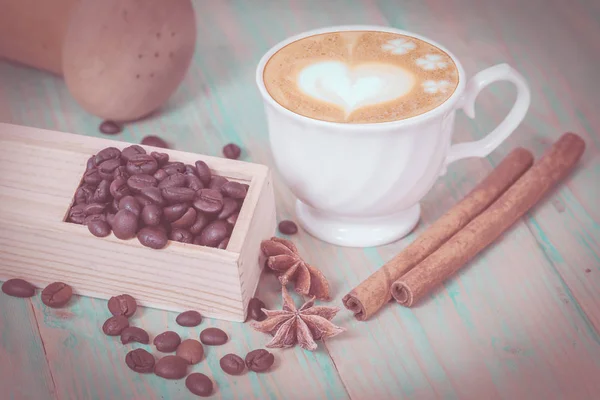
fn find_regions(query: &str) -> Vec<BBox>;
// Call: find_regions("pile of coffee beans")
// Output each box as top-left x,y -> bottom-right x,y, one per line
67,145 -> 249,250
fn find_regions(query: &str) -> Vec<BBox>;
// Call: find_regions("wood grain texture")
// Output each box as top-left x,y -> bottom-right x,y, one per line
0,0 -> 599,399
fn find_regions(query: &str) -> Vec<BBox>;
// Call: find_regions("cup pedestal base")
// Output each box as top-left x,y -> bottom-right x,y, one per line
295,200 -> 421,248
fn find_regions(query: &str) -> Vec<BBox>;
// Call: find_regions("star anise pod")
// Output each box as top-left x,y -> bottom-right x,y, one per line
260,237 -> 330,300
250,287 -> 345,351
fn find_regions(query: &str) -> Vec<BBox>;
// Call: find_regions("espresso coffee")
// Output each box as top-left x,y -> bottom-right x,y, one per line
263,30 -> 459,123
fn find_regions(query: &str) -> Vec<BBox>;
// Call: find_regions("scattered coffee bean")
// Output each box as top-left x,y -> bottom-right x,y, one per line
193,189 -> 224,214
170,228 -> 194,243
154,331 -> 181,352
176,339 -> 204,365
194,161 -> 212,185
208,175 -> 228,190
162,187 -> 196,204
217,197 -> 239,220
163,162 -> 186,175
186,174 -> 204,191
151,151 -> 169,166
217,237 -> 229,250
223,143 -> 241,159
141,135 -> 169,149
121,326 -> 150,344
195,220 -> 230,248
125,348 -> 155,373
93,180 -> 112,202
119,196 -> 141,217
1,278 -> 36,298
99,120 -> 122,135
154,355 -> 188,379
111,209 -> 138,239
138,187 -> 166,206
200,327 -> 228,346
220,354 -> 245,375
108,294 -> 137,317
41,282 -> 73,308
158,173 -> 186,189
121,145 -> 146,162
221,181 -> 247,199
164,203 -> 190,222
226,212 -> 239,226
141,204 -> 162,226
102,315 -> 129,336
88,219 -> 111,237
185,373 -> 213,397
245,349 -> 274,372
127,174 -> 158,193
176,310 -> 202,327
189,212 -> 209,235
278,220 -> 298,235
171,207 -> 196,229
110,177 -> 131,200
137,226 -> 168,249
247,297 -> 267,321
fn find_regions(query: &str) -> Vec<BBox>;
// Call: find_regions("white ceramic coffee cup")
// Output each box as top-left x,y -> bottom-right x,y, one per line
256,25 -> 531,248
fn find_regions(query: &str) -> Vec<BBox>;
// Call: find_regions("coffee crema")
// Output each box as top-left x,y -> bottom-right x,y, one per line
263,31 -> 459,124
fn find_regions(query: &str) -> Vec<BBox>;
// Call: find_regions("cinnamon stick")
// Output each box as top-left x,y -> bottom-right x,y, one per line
391,133 -> 585,307
342,147 -> 534,321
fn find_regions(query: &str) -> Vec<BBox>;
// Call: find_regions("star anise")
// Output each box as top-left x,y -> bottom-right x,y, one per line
250,287 -> 345,351
260,237 -> 331,300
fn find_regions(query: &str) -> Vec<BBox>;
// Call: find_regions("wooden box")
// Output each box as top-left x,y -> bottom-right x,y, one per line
0,123 -> 276,322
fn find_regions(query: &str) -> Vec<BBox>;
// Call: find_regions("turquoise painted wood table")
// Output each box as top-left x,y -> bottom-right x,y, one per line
1,0 -> 599,399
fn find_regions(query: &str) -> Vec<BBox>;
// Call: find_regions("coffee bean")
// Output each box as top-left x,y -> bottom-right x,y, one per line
226,212 -> 239,226
163,203 -> 190,222
170,228 -> 194,243
94,147 -> 122,166
176,310 -> 202,327
154,331 -> 181,352
163,162 -> 186,175
223,143 -> 241,159
137,226 -> 168,249
194,161 -> 212,185
1,278 -> 36,298
153,169 -> 169,181
127,174 -> 157,193
247,297 -> 267,321
113,166 -> 129,180
68,204 -> 87,224
162,187 -> 196,204
185,373 -> 213,397
121,145 -> 146,162
108,294 -> 137,317
176,339 -> 204,365
220,354 -> 245,375
40,282 -> 73,308
245,349 -> 274,372
83,168 -> 102,185
74,185 -> 95,205
154,355 -> 188,380
186,174 -> 204,191
208,175 -> 228,190
97,158 -> 121,180
110,198 -> 120,213
126,154 -> 158,176
84,202 -> 106,216
99,120 -> 122,135
121,326 -> 150,344
141,204 -> 162,226
112,209 -> 138,239
110,177 -> 130,200
189,212 -> 209,235
278,220 -> 298,235
102,315 -> 129,336
86,156 -> 96,171
171,207 -> 196,229
84,213 -> 106,225
193,189 -> 223,214
195,220 -> 230,248
199,327 -> 228,346
221,181 -> 247,199
125,349 -> 155,373
217,237 -> 229,250
217,197 -> 239,220
88,220 -> 111,237
138,187 -> 166,206
158,173 -> 186,189
93,179 -> 111,202
141,135 -> 169,149
106,213 -> 116,227
184,164 -> 196,176
151,152 -> 169,166
119,196 -> 141,217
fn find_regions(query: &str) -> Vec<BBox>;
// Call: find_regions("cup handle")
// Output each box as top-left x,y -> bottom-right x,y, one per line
443,63 -> 531,169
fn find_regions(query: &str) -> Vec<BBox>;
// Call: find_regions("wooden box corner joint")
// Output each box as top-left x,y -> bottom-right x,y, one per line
0,123 -> 277,322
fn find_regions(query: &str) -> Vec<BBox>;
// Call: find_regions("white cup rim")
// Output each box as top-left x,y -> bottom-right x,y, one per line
255,25 -> 467,130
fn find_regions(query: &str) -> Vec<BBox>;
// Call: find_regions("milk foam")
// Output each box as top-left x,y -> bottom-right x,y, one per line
297,61 -> 415,113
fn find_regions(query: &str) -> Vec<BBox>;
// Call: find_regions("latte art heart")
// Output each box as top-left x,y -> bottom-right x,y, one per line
297,61 -> 416,113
